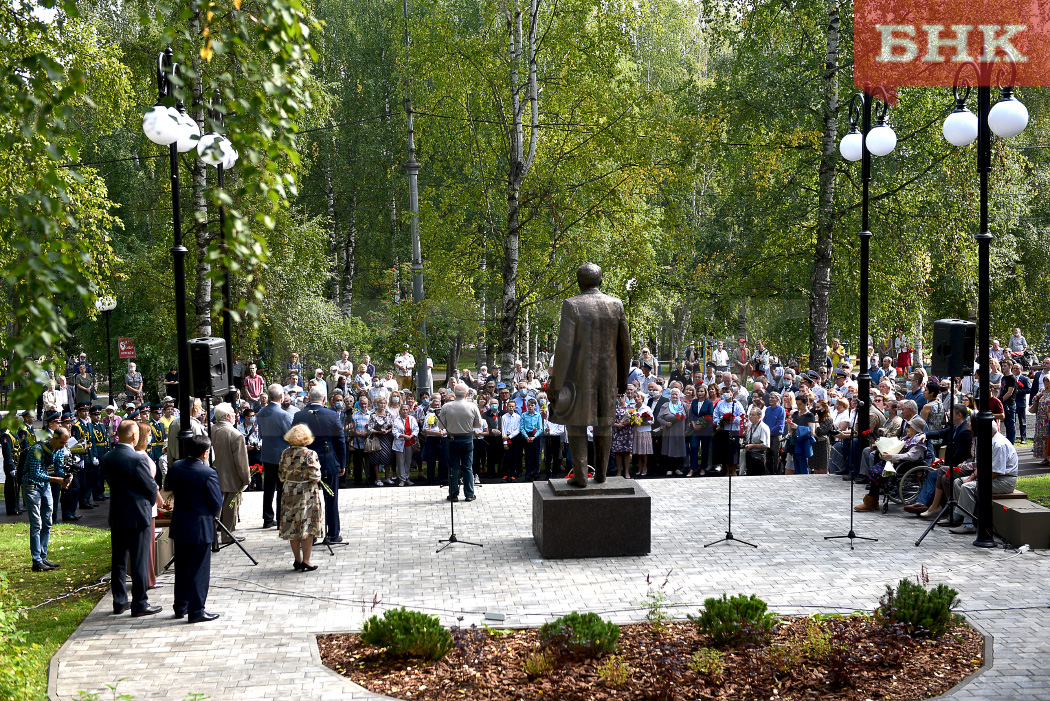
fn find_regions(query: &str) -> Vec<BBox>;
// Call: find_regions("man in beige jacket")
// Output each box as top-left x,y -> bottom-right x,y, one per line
210,403 -> 250,544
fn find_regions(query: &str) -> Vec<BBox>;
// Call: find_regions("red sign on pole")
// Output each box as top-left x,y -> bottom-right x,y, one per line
118,338 -> 136,359
855,0 -> 1050,91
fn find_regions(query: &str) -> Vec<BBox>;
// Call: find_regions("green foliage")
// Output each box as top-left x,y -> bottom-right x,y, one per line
1,524 -> 112,700
0,573 -> 34,699
521,651 -> 555,678
875,579 -> 960,639
359,608 -> 453,660
688,594 -> 778,648
688,647 -> 725,677
801,617 -> 833,661
538,612 -> 620,658
764,642 -> 801,675
481,623 -> 513,638
596,654 -> 631,687
640,588 -> 672,634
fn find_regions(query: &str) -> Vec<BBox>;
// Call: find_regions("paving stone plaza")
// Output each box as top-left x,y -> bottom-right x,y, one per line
50,476 -> 1050,701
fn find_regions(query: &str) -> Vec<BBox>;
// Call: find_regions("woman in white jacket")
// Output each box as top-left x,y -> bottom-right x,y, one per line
391,403 -> 420,486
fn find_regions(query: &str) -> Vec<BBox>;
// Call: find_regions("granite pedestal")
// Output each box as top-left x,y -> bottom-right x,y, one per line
532,476 -> 651,558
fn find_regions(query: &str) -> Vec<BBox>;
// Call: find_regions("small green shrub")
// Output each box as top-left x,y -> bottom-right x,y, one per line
688,647 -> 725,677
360,607 -> 453,660
802,617 -> 833,660
765,642 -> 801,675
538,612 -> 620,658
875,579 -> 960,639
596,654 -> 630,687
640,589 -> 672,634
522,651 -> 555,677
688,594 -> 777,647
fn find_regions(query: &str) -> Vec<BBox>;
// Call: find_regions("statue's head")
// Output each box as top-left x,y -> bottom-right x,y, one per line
576,262 -> 602,291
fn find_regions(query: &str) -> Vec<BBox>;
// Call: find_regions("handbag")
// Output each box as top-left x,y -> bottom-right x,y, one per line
364,433 -> 381,453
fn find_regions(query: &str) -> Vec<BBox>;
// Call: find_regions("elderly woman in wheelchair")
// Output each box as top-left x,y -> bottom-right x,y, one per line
855,416 -> 933,513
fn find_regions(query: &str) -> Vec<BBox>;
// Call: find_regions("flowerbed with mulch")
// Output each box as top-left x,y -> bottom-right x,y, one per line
318,615 -> 983,701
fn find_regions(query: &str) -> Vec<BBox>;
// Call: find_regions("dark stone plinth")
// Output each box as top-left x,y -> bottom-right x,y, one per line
532,477 -> 651,558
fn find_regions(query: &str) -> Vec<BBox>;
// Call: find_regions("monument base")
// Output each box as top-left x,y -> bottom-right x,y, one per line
532,476 -> 651,558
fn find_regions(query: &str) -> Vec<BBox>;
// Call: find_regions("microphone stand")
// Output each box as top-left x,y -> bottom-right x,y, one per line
437,492 -> 482,553
825,406 -> 877,550
705,415 -> 757,548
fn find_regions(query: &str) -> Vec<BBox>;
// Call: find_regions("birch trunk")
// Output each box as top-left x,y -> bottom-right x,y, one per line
809,0 -> 840,371
499,0 -> 541,382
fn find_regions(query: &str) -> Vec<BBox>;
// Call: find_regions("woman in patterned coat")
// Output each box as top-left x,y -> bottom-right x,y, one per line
278,423 -> 325,572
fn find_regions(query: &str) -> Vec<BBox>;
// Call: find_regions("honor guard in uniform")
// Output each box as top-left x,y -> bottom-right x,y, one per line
2,424 -> 23,515
72,402 -> 95,511
16,410 -> 36,488
147,404 -> 167,487
62,404 -> 89,520
88,405 -> 110,500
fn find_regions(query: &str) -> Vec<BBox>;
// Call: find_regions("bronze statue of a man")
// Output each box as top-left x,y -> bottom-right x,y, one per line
548,263 -> 632,487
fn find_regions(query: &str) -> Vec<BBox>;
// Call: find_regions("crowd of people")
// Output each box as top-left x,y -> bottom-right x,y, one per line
6,328 -> 1049,584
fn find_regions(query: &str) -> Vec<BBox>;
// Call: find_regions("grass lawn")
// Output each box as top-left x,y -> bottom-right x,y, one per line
1017,474 -> 1050,509
1,523 -> 111,701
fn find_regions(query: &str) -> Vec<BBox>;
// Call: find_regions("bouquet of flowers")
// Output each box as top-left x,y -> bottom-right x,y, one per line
627,410 -> 643,428
157,494 -> 174,521
719,411 -> 735,427
675,410 -> 685,422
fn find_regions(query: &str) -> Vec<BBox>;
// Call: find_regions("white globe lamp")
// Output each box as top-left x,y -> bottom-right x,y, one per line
866,123 -> 897,157
988,89 -> 1029,138
839,128 -> 863,162
942,105 -> 979,146
142,104 -> 182,146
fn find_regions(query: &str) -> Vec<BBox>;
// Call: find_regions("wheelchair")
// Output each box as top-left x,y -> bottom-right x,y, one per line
878,459 -> 933,514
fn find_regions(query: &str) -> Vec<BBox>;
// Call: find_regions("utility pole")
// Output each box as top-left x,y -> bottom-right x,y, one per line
403,0 -> 426,397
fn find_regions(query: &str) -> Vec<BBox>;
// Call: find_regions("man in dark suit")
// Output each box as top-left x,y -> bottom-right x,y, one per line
548,263 -> 631,487
166,434 -> 222,623
101,420 -> 161,617
292,386 -> 345,542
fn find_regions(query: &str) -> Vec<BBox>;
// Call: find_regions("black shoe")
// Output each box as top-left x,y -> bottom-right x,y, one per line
293,560 -> 305,571
301,563 -> 319,572
262,520 -> 277,529
326,535 -> 343,543
188,611 -> 220,624
172,611 -> 186,619
113,603 -> 130,614
42,559 -> 60,569
32,561 -> 55,572
80,503 -> 95,509
446,495 -> 459,502
63,514 -> 82,521
132,604 -> 162,618
95,495 -> 108,501
466,495 -> 477,502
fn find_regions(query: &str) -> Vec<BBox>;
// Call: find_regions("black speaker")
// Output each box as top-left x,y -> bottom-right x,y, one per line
188,337 -> 229,397
931,319 -> 976,377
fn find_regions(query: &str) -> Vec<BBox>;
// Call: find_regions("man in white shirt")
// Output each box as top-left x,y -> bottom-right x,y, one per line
950,423 -> 1019,535
394,345 -> 415,391
499,404 -> 522,480
333,351 -> 354,386
711,341 -> 729,372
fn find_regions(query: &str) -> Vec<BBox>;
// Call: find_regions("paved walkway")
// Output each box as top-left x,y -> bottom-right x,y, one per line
50,475 -> 1050,701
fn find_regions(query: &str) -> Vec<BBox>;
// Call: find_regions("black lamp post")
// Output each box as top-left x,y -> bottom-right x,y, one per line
95,296 -> 116,404
142,47 -> 201,448
942,61 -> 1029,547
828,91 -> 895,548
